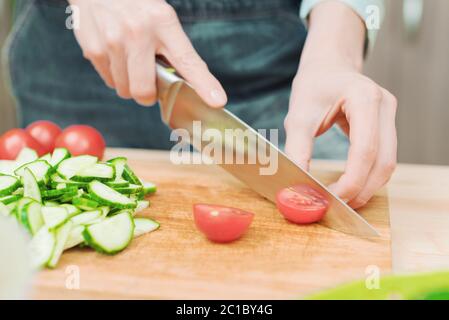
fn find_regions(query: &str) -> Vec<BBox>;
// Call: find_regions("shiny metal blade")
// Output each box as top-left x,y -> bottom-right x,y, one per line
156,63 -> 380,238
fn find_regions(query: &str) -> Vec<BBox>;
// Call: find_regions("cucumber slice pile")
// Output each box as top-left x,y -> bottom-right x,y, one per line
1,148 -> 160,269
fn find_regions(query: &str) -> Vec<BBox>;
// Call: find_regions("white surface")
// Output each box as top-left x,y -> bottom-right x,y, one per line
0,216 -> 34,299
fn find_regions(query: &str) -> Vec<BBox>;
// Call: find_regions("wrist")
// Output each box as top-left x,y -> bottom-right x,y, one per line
300,1 -> 366,72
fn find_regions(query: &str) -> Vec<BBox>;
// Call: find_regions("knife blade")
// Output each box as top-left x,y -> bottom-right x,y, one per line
155,63 -> 380,238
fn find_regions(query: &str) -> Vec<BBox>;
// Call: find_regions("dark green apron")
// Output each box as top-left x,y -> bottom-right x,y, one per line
4,0 -> 349,159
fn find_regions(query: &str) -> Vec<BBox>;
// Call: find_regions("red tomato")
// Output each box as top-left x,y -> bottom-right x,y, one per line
0,128 -> 46,160
193,204 -> 254,243
26,120 -> 62,154
276,184 -> 329,224
55,125 -> 106,159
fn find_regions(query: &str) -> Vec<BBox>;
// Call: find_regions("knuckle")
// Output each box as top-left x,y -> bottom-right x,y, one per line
353,81 -> 383,107
291,76 -> 301,88
351,198 -> 369,209
124,19 -> 147,37
82,46 -> 106,61
284,111 -> 313,132
104,32 -> 123,50
176,50 -> 205,69
382,89 -> 398,111
117,89 -> 131,99
149,3 -> 177,24
283,116 -> 291,131
379,159 -> 397,180
354,144 -> 378,162
366,86 -> 383,106
130,85 -> 156,102
344,180 -> 365,198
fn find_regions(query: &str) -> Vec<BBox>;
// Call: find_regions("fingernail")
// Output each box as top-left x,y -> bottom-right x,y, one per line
210,89 -> 227,106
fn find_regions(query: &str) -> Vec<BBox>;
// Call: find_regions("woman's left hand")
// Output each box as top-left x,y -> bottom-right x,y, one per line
285,59 -> 397,209
284,1 -> 398,209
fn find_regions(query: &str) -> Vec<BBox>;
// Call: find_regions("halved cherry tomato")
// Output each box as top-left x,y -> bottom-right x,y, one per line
55,125 -> 106,159
276,184 -> 329,224
26,120 -> 62,154
193,204 -> 254,243
0,129 -> 46,160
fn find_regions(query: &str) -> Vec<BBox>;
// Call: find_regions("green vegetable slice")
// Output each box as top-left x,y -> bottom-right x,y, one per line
83,212 -> 134,255
88,180 -> 136,209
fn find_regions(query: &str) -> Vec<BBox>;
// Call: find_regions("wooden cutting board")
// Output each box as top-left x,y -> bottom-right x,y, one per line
31,149 -> 391,299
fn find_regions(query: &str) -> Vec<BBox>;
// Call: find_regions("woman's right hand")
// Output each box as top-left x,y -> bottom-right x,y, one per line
68,0 -> 227,107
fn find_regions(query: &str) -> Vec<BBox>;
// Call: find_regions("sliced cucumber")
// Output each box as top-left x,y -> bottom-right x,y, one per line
2,149 -> 157,269
0,160 -> 16,176
72,196 -> 99,211
60,204 -> 81,217
50,174 -> 88,187
107,157 -> 127,182
56,155 -> 98,180
88,180 -> 136,209
99,206 -> 110,217
135,200 -> 150,214
58,189 -> 80,203
29,227 -> 56,269
72,163 -> 115,182
133,218 -> 160,238
14,197 -> 34,219
84,218 -> 105,225
110,209 -> 134,217
0,194 -> 23,205
47,221 -> 73,268
50,148 -> 71,167
20,201 -> 44,235
12,187 -> 24,196
114,184 -> 143,195
22,167 -> 41,203
122,164 -> 142,186
55,183 -> 67,189
106,180 -> 130,188
71,210 -> 102,225
0,175 -> 21,196
143,182 -> 157,195
83,212 -> 134,255
41,206 -> 68,229
14,160 -> 51,184
16,147 -> 38,164
64,225 -> 85,250
40,153 -> 52,163
42,187 -> 78,200
6,201 -> 18,213
44,201 -> 59,207
0,202 -> 10,216
130,190 -> 145,201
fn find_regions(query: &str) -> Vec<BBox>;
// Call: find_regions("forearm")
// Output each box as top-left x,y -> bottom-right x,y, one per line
300,1 -> 366,72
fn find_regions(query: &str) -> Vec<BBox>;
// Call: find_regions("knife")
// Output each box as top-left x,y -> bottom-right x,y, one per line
155,62 -> 380,238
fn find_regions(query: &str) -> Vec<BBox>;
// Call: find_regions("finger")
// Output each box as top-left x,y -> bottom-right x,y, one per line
74,11 -> 115,88
284,115 -> 316,171
348,90 -> 398,208
106,31 -> 131,99
156,13 -> 227,107
94,14 -> 132,99
127,41 -> 157,107
332,87 -> 382,202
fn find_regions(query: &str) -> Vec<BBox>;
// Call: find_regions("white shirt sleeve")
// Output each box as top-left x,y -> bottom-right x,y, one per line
299,0 -> 385,53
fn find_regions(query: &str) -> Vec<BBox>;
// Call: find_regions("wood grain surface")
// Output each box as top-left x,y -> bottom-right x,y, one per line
31,149 -> 391,300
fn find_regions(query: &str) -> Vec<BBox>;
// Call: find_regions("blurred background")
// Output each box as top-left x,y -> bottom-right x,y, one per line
0,0 -> 447,165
